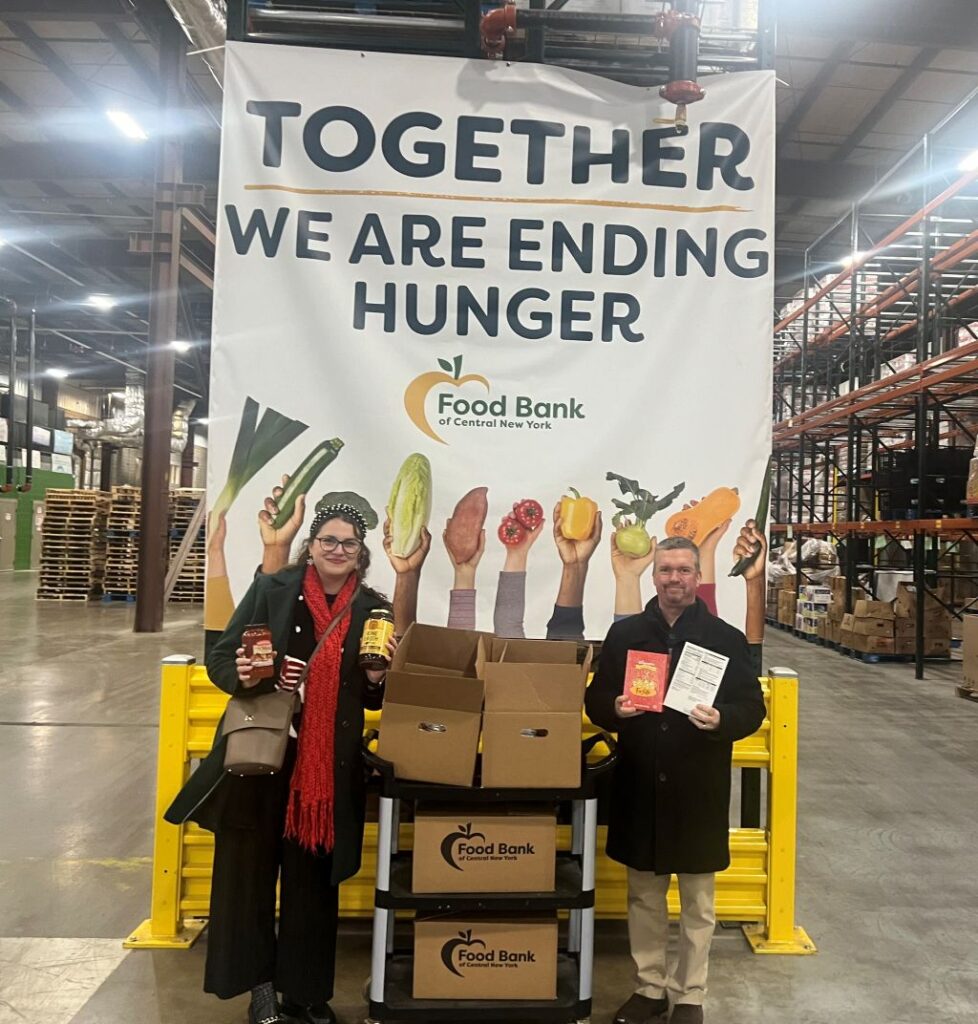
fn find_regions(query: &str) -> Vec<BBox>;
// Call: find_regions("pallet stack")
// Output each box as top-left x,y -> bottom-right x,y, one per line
168,489 -> 205,603
103,485 -> 142,600
37,489 -> 109,601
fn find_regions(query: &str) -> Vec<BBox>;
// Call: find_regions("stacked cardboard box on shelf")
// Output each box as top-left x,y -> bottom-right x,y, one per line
796,585 -> 830,635
840,599 -> 896,655
892,583 -> 952,657
821,576 -> 867,645
777,588 -> 797,626
961,615 -> 978,692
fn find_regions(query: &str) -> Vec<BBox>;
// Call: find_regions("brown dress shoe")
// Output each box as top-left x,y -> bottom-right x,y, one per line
613,992 -> 670,1023
670,1005 -> 704,1023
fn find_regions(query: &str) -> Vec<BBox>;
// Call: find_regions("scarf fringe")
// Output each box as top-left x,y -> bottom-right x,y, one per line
284,790 -> 335,854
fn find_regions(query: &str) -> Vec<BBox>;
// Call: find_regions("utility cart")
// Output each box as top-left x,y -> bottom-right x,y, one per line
362,733 -> 617,1024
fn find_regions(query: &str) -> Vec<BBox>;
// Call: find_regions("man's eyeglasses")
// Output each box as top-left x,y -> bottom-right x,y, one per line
314,535 -> 362,555
655,566 -> 697,578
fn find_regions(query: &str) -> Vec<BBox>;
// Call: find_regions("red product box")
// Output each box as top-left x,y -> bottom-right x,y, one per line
622,650 -> 669,712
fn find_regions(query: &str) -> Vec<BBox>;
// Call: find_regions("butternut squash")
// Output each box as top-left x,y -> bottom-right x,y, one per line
665,486 -> 740,542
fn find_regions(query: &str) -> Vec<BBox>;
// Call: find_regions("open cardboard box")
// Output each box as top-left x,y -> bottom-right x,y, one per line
479,638 -> 591,790
376,623 -> 488,787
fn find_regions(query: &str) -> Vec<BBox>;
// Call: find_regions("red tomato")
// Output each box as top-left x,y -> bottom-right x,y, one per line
512,498 -> 544,530
497,516 -> 526,546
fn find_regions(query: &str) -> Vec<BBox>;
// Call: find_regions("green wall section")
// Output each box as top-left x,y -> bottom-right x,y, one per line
0,465 -> 76,569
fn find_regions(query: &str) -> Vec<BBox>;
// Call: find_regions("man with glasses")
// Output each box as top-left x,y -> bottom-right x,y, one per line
586,537 -> 765,1024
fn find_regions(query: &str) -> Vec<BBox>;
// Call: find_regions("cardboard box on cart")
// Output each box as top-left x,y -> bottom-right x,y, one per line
414,914 -> 558,1000
480,638 -> 591,790
376,623 -> 488,787
412,806 -> 557,893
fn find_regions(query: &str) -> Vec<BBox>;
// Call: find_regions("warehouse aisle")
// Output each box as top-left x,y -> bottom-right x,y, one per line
1,570 -> 976,1024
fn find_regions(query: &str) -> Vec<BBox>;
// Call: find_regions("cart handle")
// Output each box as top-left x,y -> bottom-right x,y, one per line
582,730 -> 617,777
362,728 -> 395,779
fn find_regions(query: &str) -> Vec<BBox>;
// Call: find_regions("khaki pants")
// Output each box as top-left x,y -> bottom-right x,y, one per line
627,868 -> 716,1007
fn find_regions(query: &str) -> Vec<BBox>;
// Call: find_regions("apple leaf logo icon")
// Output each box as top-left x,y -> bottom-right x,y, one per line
440,822 -> 486,871
441,928 -> 486,978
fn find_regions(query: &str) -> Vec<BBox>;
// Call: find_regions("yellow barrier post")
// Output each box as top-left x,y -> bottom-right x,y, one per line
125,655 -> 207,949
743,668 -> 816,955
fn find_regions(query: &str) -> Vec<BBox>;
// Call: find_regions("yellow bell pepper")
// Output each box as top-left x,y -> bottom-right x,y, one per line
559,487 -> 598,540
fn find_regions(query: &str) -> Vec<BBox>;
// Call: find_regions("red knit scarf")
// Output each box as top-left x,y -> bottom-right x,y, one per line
284,567 -> 358,853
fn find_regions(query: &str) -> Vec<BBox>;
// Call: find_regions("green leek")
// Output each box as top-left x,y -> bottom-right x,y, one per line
210,396 -> 308,532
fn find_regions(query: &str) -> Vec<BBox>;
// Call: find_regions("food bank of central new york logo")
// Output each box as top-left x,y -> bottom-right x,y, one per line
404,355 -> 586,444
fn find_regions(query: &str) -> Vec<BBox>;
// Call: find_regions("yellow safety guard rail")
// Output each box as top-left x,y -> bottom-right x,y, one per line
125,658 -> 814,956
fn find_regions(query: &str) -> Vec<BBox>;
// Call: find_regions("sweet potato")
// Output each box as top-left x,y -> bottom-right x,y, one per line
445,487 -> 489,562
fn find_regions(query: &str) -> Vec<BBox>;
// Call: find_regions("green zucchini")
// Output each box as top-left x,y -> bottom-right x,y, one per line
729,455 -> 772,577
271,438 -> 344,529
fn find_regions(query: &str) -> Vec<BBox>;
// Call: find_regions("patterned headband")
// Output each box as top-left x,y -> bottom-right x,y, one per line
310,503 -> 368,538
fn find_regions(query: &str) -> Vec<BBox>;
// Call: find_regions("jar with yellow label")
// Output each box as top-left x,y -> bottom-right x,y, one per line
359,608 -> 395,670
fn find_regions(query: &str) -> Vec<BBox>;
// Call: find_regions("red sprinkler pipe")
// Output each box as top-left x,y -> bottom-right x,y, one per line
481,1 -> 517,60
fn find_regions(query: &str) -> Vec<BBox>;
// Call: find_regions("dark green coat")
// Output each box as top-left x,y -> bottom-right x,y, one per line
164,565 -> 388,886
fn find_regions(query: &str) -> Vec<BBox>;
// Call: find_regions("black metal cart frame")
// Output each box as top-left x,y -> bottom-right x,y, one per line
362,731 -> 617,1024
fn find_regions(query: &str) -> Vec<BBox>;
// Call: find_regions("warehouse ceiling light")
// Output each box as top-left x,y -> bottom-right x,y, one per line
959,150 -> 978,172
170,340 -> 193,353
46,368 -> 69,379
840,251 -> 867,268
86,294 -> 116,311
106,109 -> 148,142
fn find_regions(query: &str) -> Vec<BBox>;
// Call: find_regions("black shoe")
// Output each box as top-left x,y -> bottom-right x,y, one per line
249,983 -> 284,1024
281,1000 -> 337,1024
670,1006 -> 704,1024
248,1008 -> 285,1024
614,992 -> 670,1024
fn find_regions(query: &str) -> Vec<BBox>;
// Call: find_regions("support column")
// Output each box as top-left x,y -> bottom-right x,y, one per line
135,20 -> 185,633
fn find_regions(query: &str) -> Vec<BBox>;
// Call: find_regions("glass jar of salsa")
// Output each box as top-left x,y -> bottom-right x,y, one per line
242,623 -> 275,679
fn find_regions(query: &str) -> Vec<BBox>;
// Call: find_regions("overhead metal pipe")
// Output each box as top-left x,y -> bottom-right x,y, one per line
250,9 -> 464,33
163,0 -> 225,84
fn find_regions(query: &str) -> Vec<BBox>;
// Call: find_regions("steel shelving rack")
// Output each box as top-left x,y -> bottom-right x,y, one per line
770,82 -> 978,679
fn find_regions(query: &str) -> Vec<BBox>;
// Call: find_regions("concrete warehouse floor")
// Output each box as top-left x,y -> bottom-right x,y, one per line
2,569 -> 977,1024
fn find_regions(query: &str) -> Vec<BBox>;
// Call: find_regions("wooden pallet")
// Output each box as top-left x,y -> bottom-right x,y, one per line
37,490 -> 109,600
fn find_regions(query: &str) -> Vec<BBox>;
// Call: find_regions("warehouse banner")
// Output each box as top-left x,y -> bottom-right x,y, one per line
205,42 -> 774,640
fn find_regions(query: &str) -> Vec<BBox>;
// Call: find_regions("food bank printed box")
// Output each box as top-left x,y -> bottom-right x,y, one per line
412,807 -> 557,893
414,915 -> 558,1000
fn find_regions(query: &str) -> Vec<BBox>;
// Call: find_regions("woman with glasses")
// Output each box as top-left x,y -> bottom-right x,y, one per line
166,493 -> 392,1024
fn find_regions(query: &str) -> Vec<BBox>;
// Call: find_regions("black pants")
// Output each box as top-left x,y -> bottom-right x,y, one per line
204,742 -> 339,1004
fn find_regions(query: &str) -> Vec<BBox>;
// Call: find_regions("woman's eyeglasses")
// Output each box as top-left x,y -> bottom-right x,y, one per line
314,535 -> 362,555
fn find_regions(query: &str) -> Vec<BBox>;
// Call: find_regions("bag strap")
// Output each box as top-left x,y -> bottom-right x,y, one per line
294,582 -> 361,689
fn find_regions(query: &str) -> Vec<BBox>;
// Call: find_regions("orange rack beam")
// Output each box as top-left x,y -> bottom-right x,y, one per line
771,519 -> 978,539
772,339 -> 978,449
